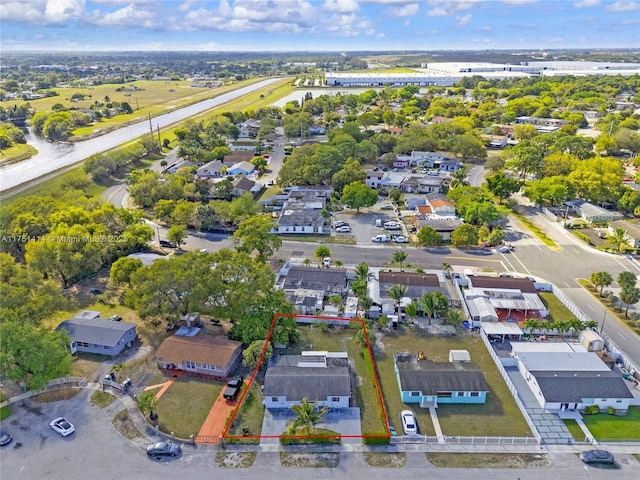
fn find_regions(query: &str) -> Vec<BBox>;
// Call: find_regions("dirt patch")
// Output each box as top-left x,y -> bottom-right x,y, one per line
215,451 -> 256,468
112,409 -> 144,440
280,452 -> 340,468
363,452 -> 406,467
426,453 -> 551,468
31,388 -> 82,403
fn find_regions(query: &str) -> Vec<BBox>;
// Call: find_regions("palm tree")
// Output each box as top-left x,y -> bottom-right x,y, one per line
314,245 -> 331,266
567,318 -> 585,337
334,259 -> 344,268
392,250 -> 408,272
432,291 -> 449,318
302,258 -> 312,266
620,285 -> 640,317
419,292 -> 437,325
360,296 -> 373,318
328,294 -> 343,310
289,398 -> 328,435
617,270 -> 637,289
608,227 -> 628,253
523,318 -> 542,334
404,302 -> 418,324
597,271 -> 613,297
387,284 -> 408,322
354,262 -> 370,283
590,271 -> 604,293
584,319 -> 599,330
447,309 -> 463,326
449,168 -> 470,189
442,262 -> 452,279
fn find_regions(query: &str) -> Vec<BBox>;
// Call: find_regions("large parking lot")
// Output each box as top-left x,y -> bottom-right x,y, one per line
332,203 -> 409,245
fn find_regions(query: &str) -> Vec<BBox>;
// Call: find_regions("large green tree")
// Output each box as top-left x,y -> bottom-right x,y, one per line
486,173 -> 520,203
233,214 -> 281,261
341,181 -> 378,213
451,224 -> 479,247
417,226 -> 442,247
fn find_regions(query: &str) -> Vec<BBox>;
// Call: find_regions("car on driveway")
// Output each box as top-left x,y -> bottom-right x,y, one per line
381,204 -> 394,210
147,440 -> 182,458
580,449 -> 615,465
392,235 -> 409,243
400,410 -> 418,435
50,417 -> 75,437
0,431 -> 12,446
223,376 -> 244,400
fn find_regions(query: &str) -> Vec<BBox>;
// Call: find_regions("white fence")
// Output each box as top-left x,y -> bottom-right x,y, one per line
541,207 -> 558,222
390,435 -> 537,445
551,285 -> 640,378
480,330 -> 542,444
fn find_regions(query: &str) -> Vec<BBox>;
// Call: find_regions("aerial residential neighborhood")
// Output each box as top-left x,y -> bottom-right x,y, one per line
2,1 -> 640,479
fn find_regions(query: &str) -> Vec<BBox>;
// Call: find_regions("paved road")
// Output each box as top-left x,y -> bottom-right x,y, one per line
0,78 -> 282,194
1,388 -> 638,480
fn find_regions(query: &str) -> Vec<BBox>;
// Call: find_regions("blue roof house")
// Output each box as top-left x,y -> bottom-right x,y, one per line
394,352 -> 489,408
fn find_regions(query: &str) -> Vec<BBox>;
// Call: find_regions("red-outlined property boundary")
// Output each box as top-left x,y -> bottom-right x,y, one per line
222,313 -> 390,441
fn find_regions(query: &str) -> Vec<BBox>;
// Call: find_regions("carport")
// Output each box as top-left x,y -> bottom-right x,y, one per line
481,322 -> 524,342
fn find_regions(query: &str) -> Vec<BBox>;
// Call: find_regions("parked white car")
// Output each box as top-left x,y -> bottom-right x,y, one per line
393,235 -> 409,243
336,226 -> 351,233
323,257 -> 331,267
401,410 -> 418,435
50,417 -> 75,437
372,234 -> 390,243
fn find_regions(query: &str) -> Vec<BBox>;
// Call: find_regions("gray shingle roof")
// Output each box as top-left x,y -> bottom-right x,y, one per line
283,266 -> 347,291
56,317 -> 136,347
395,353 -> 489,394
531,371 -> 634,403
263,366 -> 351,401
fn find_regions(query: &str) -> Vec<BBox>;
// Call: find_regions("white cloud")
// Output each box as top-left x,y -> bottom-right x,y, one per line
427,6 -> 448,16
89,3 -> 160,28
574,0 -> 601,7
376,32 -> 386,39
457,14 -> 472,26
501,0 -> 537,4
606,1 -> 639,12
323,0 -> 359,13
404,19 -> 411,26
1,0 -> 87,23
388,2 -> 419,16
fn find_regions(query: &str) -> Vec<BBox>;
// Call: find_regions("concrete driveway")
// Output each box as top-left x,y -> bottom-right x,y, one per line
260,407 -> 362,444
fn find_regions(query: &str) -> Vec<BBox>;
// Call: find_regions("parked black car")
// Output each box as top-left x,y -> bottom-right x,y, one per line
147,440 -> 182,458
580,449 -> 615,465
159,239 -> 177,248
223,376 -> 244,400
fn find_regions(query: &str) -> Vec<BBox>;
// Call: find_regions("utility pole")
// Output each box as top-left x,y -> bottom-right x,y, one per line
600,307 -> 607,336
157,124 -> 161,149
148,113 -> 153,134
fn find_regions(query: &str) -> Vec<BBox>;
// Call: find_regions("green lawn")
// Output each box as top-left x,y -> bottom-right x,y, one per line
0,143 -> 38,165
539,292 -> 576,323
155,376 -> 223,439
375,328 -> 532,437
563,419 -> 588,441
581,407 -> 640,440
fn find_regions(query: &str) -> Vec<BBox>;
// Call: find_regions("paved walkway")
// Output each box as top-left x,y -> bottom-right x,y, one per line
143,372 -> 182,400
427,406 -> 445,444
195,379 -> 246,444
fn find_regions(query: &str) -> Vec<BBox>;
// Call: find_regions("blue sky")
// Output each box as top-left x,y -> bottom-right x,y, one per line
1,0 -> 639,51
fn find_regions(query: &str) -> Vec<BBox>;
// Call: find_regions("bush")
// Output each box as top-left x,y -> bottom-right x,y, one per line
573,231 -> 591,245
363,434 -> 390,445
584,405 -> 600,415
607,407 -> 615,415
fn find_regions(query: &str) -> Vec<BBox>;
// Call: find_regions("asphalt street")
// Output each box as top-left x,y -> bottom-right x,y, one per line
1,388 -> 638,480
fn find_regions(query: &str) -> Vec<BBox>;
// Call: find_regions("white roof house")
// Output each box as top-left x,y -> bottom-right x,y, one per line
466,297 -> 498,323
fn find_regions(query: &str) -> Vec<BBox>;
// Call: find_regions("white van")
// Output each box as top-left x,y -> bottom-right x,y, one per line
372,234 -> 389,243
375,219 -> 382,227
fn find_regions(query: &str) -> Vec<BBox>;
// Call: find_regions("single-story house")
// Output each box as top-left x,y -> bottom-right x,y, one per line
223,151 -> 254,167
285,288 -> 325,315
481,134 -> 508,148
370,271 -> 447,308
155,334 -> 242,377
166,160 -> 198,174
279,265 -> 348,297
418,176 -> 446,194
196,160 -> 225,179
404,194 -> 426,210
226,161 -> 255,177
263,352 -> 352,409
511,344 -> 633,411
56,311 -> 137,357
276,207 -> 325,234
428,198 -> 456,215
394,353 -> 489,408
565,200 -> 624,224
437,158 -> 461,172
231,177 -> 257,197
609,220 -> 640,248
413,214 -> 463,241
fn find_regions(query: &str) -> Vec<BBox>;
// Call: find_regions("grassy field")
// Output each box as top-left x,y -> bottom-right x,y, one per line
538,292 -> 577,323
375,328 -> 532,437
155,376 -> 224,439
0,143 -> 38,165
426,453 -> 550,468
581,407 -> 640,440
